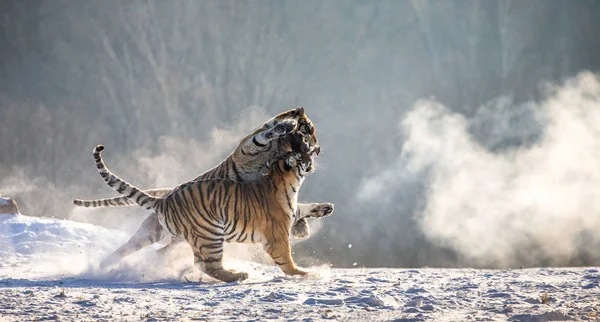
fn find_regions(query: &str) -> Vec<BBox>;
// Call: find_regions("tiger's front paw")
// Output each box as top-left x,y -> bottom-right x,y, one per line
269,120 -> 297,138
307,203 -> 334,219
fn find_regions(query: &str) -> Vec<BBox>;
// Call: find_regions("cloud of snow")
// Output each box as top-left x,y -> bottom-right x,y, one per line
0,213 -> 295,282
358,72 -> 600,267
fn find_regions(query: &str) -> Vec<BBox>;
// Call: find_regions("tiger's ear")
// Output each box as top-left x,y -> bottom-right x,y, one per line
273,107 -> 302,121
293,106 -> 306,117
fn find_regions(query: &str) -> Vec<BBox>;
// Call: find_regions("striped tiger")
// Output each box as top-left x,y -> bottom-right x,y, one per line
74,107 -> 328,266
92,143 -> 332,282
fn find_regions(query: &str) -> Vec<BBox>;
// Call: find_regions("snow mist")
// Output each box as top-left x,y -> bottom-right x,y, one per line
359,72 -> 600,268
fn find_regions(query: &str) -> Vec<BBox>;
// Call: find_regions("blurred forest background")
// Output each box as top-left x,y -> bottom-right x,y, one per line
1,0 -> 600,268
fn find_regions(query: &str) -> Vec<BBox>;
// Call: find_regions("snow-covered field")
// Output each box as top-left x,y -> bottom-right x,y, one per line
1,214 -> 599,321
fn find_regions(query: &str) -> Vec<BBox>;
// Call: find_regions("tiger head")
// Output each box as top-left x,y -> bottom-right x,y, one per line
265,150 -> 316,179
267,107 -> 319,156
237,107 -> 320,181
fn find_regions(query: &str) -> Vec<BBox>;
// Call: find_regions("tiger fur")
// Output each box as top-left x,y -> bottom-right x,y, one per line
74,107 -> 329,265
91,144 -> 333,282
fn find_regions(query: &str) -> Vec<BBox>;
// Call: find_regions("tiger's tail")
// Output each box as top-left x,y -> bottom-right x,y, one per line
73,188 -> 172,208
73,197 -> 137,208
81,145 -> 161,212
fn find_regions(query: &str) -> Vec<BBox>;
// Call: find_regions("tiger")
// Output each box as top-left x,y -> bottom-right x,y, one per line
91,143 -> 333,282
73,107 -> 329,266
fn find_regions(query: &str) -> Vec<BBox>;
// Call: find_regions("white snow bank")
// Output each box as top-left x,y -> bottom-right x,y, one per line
0,214 -> 125,279
0,214 -> 201,281
0,214 -> 328,283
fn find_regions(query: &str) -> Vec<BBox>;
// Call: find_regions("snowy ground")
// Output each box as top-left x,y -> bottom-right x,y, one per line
1,214 -> 599,321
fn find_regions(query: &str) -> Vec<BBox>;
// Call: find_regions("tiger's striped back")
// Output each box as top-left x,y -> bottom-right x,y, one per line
158,152 -> 312,245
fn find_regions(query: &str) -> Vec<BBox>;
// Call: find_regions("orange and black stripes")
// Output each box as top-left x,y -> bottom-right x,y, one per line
92,144 -> 313,282
74,107 -> 323,271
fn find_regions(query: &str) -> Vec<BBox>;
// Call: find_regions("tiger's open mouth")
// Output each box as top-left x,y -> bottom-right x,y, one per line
289,131 -> 316,155
311,145 -> 321,156
299,144 -> 319,163
298,145 -> 320,170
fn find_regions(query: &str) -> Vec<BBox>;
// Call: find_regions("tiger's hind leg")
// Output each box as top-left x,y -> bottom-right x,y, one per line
99,213 -> 165,268
291,203 -> 335,239
156,236 -> 186,256
263,237 -> 307,277
192,239 -> 248,283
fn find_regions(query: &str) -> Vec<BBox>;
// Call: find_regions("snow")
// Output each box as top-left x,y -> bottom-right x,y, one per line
1,214 -> 599,321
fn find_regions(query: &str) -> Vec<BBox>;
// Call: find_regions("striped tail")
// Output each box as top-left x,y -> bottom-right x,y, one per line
73,197 -> 137,208
73,188 -> 172,208
81,145 -> 160,212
